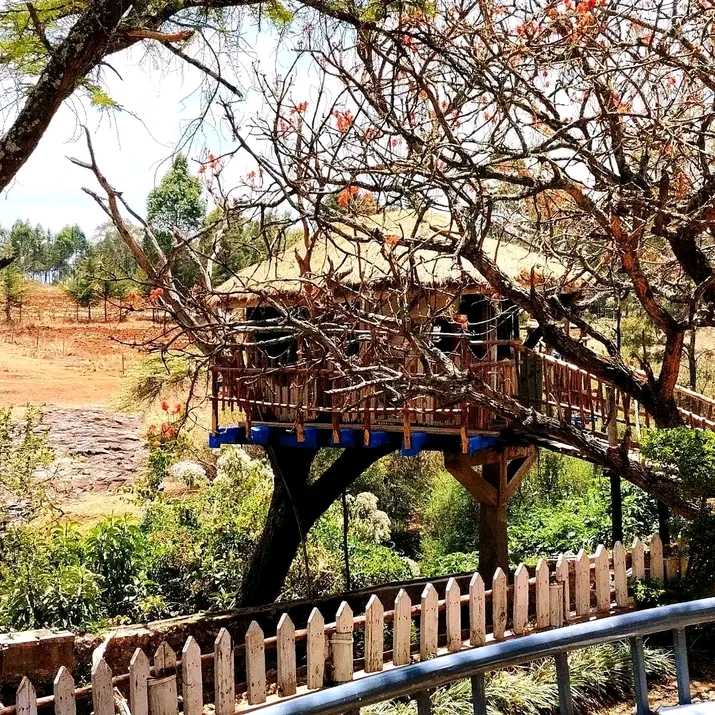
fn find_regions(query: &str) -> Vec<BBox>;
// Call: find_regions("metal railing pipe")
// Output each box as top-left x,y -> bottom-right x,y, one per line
256,598 -> 715,715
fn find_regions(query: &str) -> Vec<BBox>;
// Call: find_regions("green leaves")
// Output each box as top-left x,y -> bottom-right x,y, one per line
641,427 -> 715,502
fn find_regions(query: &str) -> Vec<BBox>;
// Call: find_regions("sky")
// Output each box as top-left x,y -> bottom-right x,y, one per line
0,25 -> 289,238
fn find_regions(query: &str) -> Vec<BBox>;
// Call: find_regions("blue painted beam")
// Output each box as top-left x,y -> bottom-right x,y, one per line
209,423 -> 503,458
401,431 -> 428,457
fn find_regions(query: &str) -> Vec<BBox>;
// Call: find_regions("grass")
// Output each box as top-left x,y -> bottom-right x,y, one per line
365,641 -> 674,714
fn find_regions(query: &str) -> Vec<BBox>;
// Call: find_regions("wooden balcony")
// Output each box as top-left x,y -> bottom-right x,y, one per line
209,337 -> 715,454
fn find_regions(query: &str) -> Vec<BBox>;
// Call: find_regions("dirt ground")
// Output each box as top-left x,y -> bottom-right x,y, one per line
602,659 -> 715,713
0,283 -> 160,521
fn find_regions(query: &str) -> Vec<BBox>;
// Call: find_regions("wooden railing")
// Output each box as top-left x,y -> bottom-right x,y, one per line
211,338 -> 715,442
3,533 -> 686,715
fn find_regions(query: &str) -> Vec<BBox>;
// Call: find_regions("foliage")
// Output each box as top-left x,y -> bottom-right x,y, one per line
420,469 -> 478,558
508,454 -> 658,564
680,511 -> 715,598
146,155 -> 206,287
0,263 -> 28,321
641,427 -> 715,504
631,579 -> 669,609
0,407 -> 54,526
420,550 -> 478,578
0,445 -> 416,630
2,220 -> 87,281
365,641 -> 673,715
118,355 -> 195,411
354,452 -> 437,545
62,256 -> 100,318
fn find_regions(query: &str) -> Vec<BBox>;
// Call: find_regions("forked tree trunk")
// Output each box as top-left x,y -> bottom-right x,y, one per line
239,446 -> 390,607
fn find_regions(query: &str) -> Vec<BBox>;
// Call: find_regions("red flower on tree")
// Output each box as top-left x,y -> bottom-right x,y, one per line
337,185 -> 360,208
334,110 -> 354,133
148,287 -> 164,304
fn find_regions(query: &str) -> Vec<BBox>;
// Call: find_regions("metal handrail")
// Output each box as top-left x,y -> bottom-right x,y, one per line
256,597 -> 715,715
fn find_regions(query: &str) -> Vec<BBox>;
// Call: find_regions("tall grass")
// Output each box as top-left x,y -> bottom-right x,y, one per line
366,642 -> 674,715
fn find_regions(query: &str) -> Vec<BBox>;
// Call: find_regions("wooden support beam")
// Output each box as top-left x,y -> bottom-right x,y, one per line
504,448 -> 537,502
444,455 -> 498,506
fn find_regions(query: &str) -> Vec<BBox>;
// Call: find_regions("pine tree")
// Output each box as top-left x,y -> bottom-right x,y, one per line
0,265 -> 27,322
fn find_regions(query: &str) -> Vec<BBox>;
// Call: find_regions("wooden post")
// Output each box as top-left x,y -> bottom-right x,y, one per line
555,554 -> 571,622
650,534 -> 664,583
306,607 -> 326,690
419,584 -> 439,660
535,559 -> 550,629
365,595 -> 385,672
181,637 -> 203,715
210,368 -> 219,434
632,537 -> 645,581
214,628 -> 234,715
479,460 -> 508,579
393,589 -> 412,666
574,549 -> 590,617
513,564 -> 529,635
332,602 -> 354,683
445,578 -> 462,652
16,678 -> 36,715
549,583 -> 564,628
277,614 -> 297,697
606,388 -> 623,545
147,676 -> 178,715
153,642 -> 176,677
54,668 -> 76,715
594,545 -> 611,613
492,568 -> 507,641
245,622 -> 266,705
129,649 -> 150,715
613,541 -> 629,606
91,659 -> 114,715
469,573 -> 486,646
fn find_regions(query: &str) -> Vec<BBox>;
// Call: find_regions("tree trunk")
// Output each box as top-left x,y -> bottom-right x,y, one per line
239,446 -> 390,607
687,328 -> 697,391
0,1 -> 134,191
239,448 -> 316,607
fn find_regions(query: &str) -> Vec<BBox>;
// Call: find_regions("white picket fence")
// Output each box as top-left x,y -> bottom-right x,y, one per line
8,533 -> 683,715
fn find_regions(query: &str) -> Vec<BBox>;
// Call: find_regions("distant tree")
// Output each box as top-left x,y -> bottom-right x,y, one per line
49,225 -> 88,280
95,261 -> 130,322
0,265 -> 27,322
92,224 -> 139,279
146,155 -> 206,287
9,221 -> 49,279
62,257 -> 99,321
204,207 -> 274,283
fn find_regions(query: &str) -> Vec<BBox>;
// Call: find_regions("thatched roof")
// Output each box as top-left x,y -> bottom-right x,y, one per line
215,211 -> 569,302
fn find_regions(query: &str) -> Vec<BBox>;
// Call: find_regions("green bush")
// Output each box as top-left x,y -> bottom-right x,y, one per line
507,454 -> 659,563
366,641 -> 673,714
641,427 -> 715,503
421,470 -> 478,556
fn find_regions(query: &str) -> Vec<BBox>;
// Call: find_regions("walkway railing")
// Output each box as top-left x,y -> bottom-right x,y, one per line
211,338 -> 715,444
256,597 -> 715,715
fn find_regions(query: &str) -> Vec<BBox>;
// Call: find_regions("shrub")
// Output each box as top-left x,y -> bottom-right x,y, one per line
0,406 -> 54,524
421,470 -> 479,557
365,641 -> 673,714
